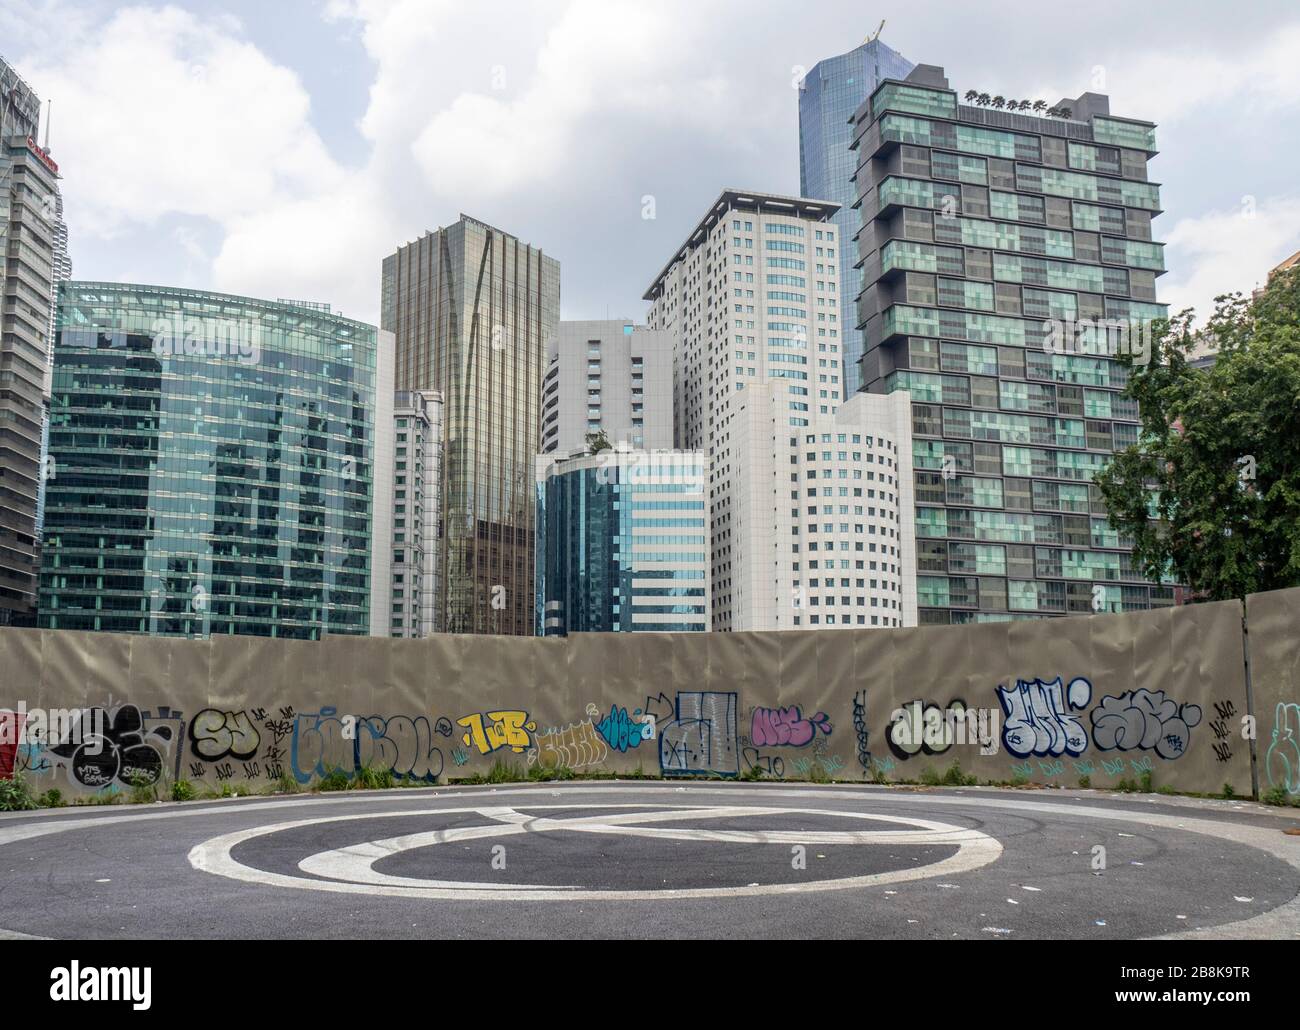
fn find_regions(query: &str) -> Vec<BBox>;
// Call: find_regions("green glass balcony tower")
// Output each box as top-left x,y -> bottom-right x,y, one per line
39,282 -> 394,638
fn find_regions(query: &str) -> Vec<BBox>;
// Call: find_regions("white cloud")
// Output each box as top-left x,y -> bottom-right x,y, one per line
14,0 -> 1300,327
1160,196 -> 1300,320
212,174 -> 397,315
1101,24 -> 1300,127
341,0 -> 738,203
24,5 -> 343,238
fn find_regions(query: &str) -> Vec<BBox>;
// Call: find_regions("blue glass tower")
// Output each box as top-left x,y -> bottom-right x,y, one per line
799,38 -> 914,397
535,451 -> 708,635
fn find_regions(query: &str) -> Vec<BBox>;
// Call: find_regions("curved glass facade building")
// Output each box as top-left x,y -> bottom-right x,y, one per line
38,283 -> 394,637
799,38 -> 914,397
535,450 -> 709,635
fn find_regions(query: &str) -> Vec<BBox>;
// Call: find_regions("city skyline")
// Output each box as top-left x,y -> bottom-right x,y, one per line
3,0 -> 1299,332
0,2 -> 1297,956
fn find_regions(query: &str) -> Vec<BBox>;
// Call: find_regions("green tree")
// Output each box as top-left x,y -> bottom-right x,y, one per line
1095,266 -> 1300,600
585,429 -> 612,454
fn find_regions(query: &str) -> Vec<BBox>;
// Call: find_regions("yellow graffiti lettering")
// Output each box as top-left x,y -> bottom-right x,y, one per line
458,711 -> 535,754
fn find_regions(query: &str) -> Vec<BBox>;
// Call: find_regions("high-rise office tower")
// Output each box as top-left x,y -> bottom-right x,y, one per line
389,389 -> 442,638
381,216 -> 559,635
852,65 -> 1172,624
40,284 -> 394,638
540,320 -> 673,455
799,37 -> 913,398
0,56 -> 57,625
645,189 -> 843,630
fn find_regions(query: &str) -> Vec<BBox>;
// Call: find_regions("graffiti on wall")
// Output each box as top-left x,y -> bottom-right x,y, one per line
750,706 -> 831,748
660,692 -> 738,777
741,749 -> 784,778
190,708 -> 260,762
288,708 -> 446,784
0,591 -> 1273,800
533,720 -> 608,770
0,710 -> 25,780
46,705 -> 176,788
595,705 -> 656,753
888,699 -> 994,759
1209,700 -> 1237,764
1266,701 -> 1300,795
457,711 -> 535,756
998,677 -> 1092,759
184,706 -> 294,782
852,691 -> 871,775
1089,689 -> 1202,759
790,745 -> 846,778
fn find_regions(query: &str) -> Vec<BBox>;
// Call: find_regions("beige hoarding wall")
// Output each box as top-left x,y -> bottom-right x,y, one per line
1245,586 -> 1300,800
0,590 -> 1275,800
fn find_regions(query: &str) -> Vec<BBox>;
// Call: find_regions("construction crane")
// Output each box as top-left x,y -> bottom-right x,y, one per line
866,19 -> 886,43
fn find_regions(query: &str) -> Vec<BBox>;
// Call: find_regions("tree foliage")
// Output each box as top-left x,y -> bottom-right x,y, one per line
1095,266 -> 1300,600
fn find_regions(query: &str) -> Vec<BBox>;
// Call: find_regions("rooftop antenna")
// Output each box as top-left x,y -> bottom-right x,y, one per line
866,19 -> 885,43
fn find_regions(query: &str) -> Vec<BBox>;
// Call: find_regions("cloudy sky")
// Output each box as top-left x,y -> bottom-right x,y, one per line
4,0 -> 1300,327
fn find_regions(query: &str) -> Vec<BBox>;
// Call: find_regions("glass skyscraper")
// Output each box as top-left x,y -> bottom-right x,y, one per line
535,450 -> 708,635
852,67 -> 1173,624
382,216 -> 559,635
39,283 -> 394,637
799,38 -> 914,397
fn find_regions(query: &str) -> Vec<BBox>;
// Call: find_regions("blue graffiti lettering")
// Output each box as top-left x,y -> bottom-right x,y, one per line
595,705 -> 654,753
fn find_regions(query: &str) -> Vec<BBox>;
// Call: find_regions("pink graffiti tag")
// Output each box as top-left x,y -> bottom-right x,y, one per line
751,706 -> 832,748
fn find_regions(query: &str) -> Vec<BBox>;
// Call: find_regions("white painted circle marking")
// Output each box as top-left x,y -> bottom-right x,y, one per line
189,803 -> 1002,901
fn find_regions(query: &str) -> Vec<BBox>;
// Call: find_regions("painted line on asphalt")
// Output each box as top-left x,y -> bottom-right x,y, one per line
191,802 -> 1001,901
2,784 -> 1296,935
192,806 -> 998,899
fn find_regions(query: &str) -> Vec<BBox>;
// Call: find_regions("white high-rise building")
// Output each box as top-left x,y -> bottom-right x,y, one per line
645,189 -> 852,629
540,320 -> 672,454
729,382 -> 916,630
389,389 -> 442,637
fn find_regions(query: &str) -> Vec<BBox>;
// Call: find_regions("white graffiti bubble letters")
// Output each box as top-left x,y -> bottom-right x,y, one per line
998,677 -> 1092,759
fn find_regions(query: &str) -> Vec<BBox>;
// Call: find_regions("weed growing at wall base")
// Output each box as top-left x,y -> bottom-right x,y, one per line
126,770 -> 158,804
0,773 -> 38,811
528,763 -> 575,781
941,761 -> 978,786
351,766 -> 396,790
316,768 -> 351,792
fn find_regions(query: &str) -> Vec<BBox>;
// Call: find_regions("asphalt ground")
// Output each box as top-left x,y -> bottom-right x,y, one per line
1,781 -> 1297,940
